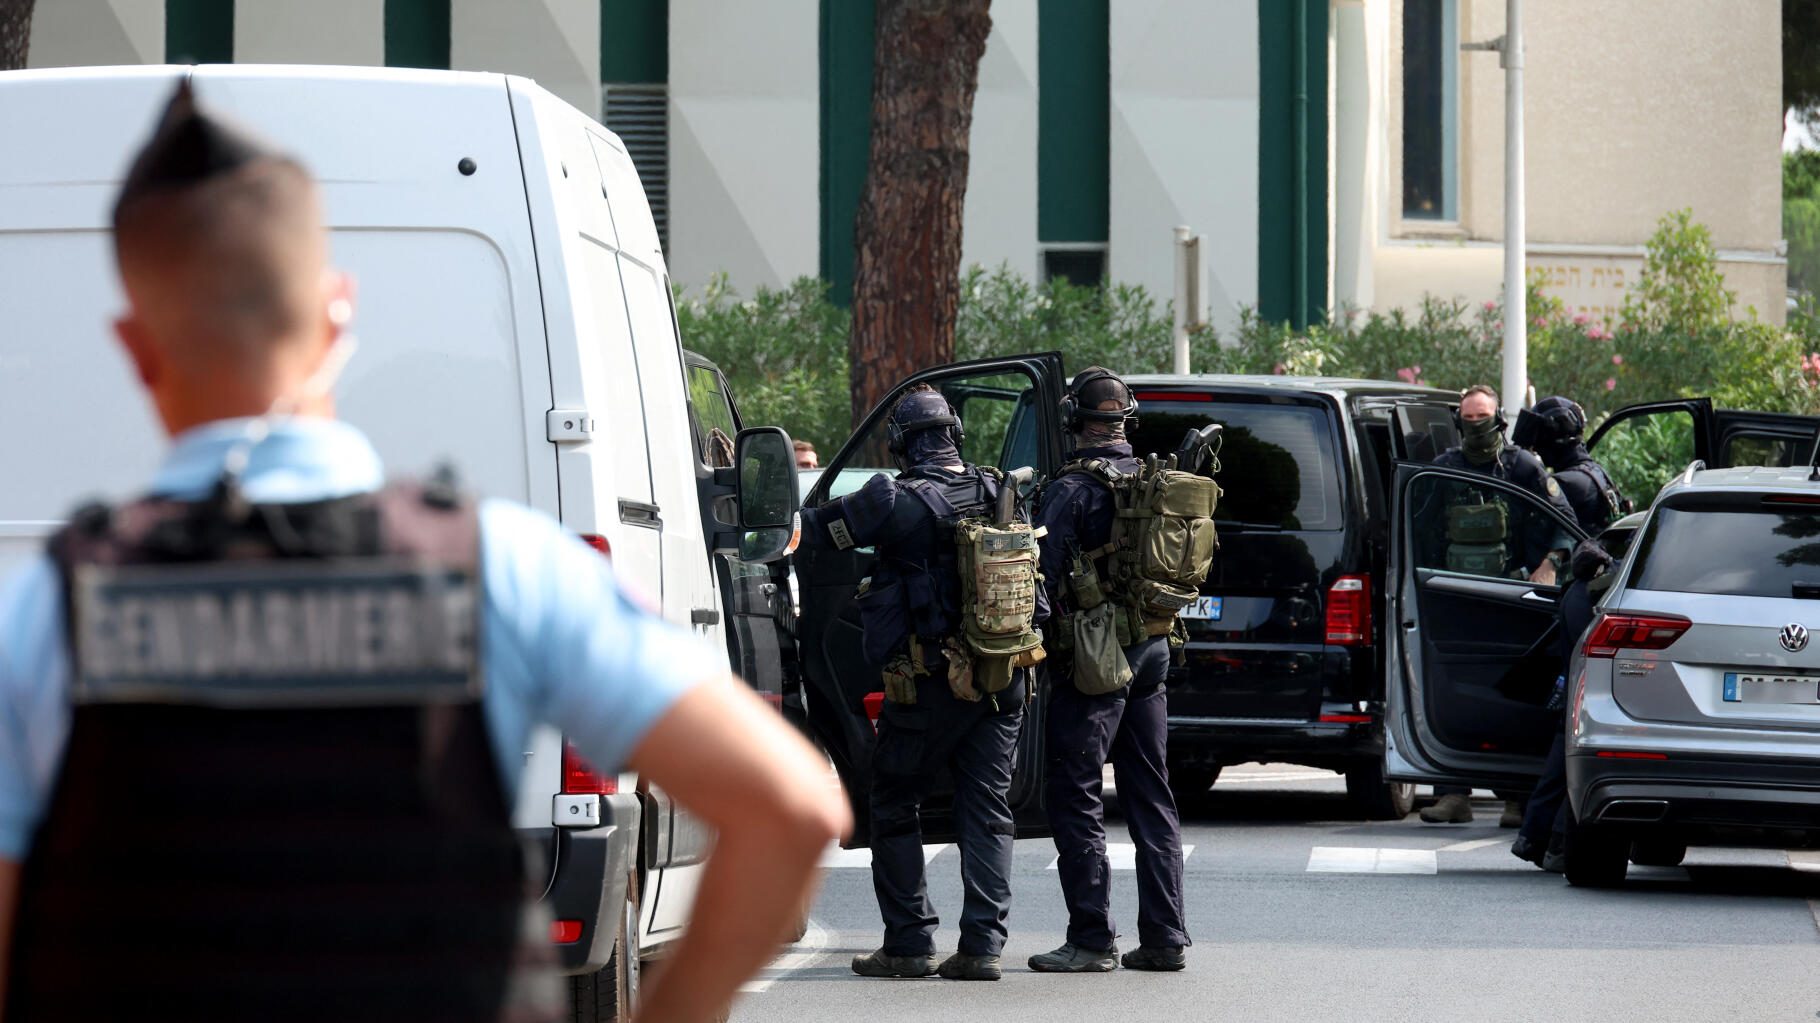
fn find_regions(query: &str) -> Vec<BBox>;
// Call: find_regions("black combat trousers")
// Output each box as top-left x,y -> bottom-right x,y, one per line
870,669 -> 1025,958
1519,717 -> 1570,846
1044,636 -> 1189,952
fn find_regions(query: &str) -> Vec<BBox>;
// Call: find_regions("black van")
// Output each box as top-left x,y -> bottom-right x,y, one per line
1118,375 -> 1459,817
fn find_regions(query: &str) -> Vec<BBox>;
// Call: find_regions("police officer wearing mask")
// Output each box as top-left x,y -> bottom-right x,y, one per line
1512,395 -> 1629,534
1423,384 -> 1575,826
0,81 -> 848,1022
1029,368 -> 1190,974
797,385 -> 1045,983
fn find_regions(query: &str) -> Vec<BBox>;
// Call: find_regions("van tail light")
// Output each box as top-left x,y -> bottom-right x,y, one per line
1325,575 -> 1372,646
1580,613 -> 1691,658
579,534 -> 611,558
562,739 -> 617,795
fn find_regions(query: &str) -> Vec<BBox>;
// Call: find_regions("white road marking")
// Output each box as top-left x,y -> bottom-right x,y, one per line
819,843 -> 950,869
1215,772 -> 1339,784
1045,843 -> 1196,871
739,917 -> 834,995
1437,837 -> 1507,853
1306,846 -> 1438,874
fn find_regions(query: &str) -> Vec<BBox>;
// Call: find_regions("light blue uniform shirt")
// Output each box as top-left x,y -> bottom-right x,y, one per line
0,417 -> 717,860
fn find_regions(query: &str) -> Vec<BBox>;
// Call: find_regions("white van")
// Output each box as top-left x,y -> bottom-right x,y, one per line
0,64 -> 798,1020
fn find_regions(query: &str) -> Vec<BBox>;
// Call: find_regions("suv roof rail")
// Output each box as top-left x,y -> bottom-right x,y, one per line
1679,460 -> 1706,486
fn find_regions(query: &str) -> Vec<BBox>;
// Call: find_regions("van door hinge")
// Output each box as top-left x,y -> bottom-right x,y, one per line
547,410 -> 596,443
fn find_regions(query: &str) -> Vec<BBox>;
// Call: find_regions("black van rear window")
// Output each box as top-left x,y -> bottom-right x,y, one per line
1632,499 -> 1820,597
1126,400 -> 1342,530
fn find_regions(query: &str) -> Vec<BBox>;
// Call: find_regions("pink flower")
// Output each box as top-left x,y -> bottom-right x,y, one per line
1493,320 -> 1503,331
1605,378 -> 1617,391
1483,300 -> 1497,312
1534,317 -> 1548,329
1611,354 -> 1623,366
1573,313 -> 1590,326
1273,362 -> 1287,375
1412,365 -> 1422,374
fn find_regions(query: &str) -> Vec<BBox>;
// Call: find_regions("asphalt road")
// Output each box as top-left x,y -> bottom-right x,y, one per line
728,764 -> 1820,1023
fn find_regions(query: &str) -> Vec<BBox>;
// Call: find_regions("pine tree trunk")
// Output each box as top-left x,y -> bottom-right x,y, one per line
847,0 -> 992,426
0,0 -> 35,70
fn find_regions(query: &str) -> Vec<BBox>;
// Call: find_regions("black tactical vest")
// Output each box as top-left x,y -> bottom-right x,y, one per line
9,482 -> 563,1022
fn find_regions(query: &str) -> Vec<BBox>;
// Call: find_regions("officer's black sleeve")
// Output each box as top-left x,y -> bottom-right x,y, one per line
795,474 -> 899,551
1554,469 -> 1603,534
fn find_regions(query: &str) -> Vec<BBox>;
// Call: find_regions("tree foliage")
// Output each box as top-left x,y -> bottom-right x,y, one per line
1789,0 -> 1820,130
1,0 -> 34,71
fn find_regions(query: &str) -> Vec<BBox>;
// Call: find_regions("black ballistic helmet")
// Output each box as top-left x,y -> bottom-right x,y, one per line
1511,395 -> 1587,467
1061,367 -> 1138,432
886,388 -> 964,458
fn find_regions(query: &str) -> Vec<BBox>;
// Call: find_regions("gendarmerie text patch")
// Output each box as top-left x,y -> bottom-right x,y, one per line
70,560 -> 480,706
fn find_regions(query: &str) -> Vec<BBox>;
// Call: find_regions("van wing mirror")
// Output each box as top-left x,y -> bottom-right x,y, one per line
729,427 -> 802,563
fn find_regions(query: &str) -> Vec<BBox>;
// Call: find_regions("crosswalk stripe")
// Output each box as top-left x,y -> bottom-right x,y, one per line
1437,837 -> 1507,853
1045,843 -> 1196,871
819,843 -> 951,869
1306,846 -> 1438,874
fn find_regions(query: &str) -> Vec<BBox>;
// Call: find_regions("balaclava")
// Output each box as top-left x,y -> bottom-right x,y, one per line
1528,396 -> 1588,470
1460,413 -> 1505,466
1070,370 -> 1134,449
892,390 -> 962,471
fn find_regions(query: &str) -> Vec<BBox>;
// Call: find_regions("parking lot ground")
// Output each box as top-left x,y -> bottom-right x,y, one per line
731,764 -> 1820,1023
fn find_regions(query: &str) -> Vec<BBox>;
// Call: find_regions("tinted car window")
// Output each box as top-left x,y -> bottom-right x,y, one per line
1632,498 -> 1820,596
1127,400 -> 1342,530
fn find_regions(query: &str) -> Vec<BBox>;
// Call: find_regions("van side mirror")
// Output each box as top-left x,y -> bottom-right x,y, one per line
733,427 -> 801,563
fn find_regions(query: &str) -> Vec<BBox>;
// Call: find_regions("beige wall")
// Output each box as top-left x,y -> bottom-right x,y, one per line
27,0 -> 162,68
452,0 -> 600,116
1368,0 -> 1786,323
236,0 -> 384,66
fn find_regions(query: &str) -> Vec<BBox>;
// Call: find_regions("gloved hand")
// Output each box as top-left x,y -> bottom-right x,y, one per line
882,655 -> 918,705
944,636 -> 982,703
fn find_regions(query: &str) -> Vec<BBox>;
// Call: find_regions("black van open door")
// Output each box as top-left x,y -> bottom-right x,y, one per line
1586,398 -> 1820,506
793,353 -> 1068,846
1382,462 -> 1591,792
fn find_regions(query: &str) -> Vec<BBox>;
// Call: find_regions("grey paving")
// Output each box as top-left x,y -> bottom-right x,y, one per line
730,765 -> 1820,1023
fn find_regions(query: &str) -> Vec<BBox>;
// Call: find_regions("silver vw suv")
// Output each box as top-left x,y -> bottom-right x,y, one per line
1566,463 -> 1820,886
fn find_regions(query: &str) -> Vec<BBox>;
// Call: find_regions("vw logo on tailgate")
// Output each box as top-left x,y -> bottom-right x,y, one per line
1781,623 -> 1810,653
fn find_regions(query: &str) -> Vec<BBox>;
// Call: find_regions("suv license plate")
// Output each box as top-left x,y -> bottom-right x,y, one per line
1178,596 -> 1221,621
1721,672 -> 1820,703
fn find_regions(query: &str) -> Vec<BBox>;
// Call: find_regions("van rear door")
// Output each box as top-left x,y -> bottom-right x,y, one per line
1125,391 -> 1350,722
795,353 -> 1067,845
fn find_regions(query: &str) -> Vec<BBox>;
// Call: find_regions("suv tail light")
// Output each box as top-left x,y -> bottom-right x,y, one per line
1581,613 -> 1691,658
579,534 -> 611,557
1325,575 -> 1372,646
562,739 -> 617,795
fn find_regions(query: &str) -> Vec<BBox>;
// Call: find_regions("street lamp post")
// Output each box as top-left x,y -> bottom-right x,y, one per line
1466,0 -> 1526,416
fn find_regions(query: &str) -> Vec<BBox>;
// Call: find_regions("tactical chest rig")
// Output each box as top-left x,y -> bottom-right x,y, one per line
11,480 -> 562,1023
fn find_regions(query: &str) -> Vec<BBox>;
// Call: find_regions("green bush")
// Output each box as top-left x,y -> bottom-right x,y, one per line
1787,150 -> 1820,297
677,211 -> 1820,488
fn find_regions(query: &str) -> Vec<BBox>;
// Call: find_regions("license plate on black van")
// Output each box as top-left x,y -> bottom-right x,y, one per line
1179,596 -> 1221,621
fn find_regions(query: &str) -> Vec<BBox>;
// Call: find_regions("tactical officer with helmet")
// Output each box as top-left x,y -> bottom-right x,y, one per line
797,384 -> 1047,983
0,81 -> 848,1022
1029,367 -> 1197,975
1423,383 -> 1576,826
1512,395 -> 1630,534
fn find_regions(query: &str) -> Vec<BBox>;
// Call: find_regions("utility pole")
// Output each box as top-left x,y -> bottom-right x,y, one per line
1173,226 -> 1192,374
1465,0 -> 1526,417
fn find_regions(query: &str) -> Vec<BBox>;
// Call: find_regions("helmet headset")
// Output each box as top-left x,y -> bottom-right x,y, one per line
1510,396 -> 1587,452
885,391 -> 964,460
1060,367 -> 1139,433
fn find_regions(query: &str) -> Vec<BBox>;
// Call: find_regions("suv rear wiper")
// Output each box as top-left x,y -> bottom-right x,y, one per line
1793,582 -> 1820,600
1217,521 -> 1284,533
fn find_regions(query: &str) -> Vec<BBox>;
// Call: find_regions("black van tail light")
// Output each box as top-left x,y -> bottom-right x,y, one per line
580,533 -> 612,558
1580,613 -> 1691,658
562,739 -> 618,795
1325,575 -> 1372,645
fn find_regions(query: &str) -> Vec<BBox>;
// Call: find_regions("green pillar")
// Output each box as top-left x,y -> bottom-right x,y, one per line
819,0 -> 874,307
1256,0 -> 1327,329
385,0 -> 450,70
166,0 -> 233,64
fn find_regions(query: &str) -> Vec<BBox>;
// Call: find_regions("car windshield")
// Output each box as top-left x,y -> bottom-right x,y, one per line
1630,497 -> 1820,597
1125,399 -> 1342,530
